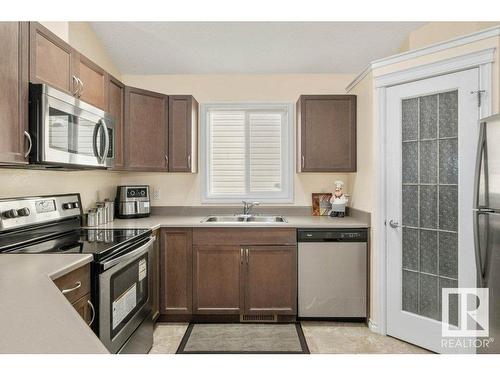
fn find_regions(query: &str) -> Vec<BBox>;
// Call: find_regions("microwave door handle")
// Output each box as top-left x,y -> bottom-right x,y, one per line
92,122 -> 101,162
100,119 -> 110,164
101,236 -> 155,271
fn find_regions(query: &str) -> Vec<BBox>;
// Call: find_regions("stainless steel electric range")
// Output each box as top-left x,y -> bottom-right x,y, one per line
0,193 -> 154,354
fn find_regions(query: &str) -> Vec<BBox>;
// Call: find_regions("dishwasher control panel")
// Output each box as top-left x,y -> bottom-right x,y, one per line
298,228 -> 368,242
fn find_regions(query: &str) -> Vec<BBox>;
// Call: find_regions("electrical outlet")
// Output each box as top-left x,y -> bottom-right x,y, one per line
152,187 -> 161,201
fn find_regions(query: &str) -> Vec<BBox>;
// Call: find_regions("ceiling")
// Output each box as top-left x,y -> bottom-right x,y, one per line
90,22 -> 425,75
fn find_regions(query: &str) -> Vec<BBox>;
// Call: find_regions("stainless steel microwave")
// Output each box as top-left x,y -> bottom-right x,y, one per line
28,83 -> 115,169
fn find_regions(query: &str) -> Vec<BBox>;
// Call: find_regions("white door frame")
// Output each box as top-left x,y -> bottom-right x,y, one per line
372,47 -> 494,336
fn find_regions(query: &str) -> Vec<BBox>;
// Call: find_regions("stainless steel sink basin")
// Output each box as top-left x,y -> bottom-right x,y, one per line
201,215 -> 287,223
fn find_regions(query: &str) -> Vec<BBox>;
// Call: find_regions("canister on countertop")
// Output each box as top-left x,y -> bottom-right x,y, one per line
104,199 -> 114,223
86,208 -> 98,227
96,202 -> 106,224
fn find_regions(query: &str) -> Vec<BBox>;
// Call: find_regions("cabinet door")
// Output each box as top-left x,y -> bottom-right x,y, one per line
75,53 -> 108,110
108,76 -> 125,169
168,95 -> 198,172
298,95 -> 356,172
124,87 -> 168,171
151,229 -> 160,321
193,245 -> 243,314
72,293 -> 94,326
244,246 -> 297,315
0,22 -> 29,165
29,22 -> 76,95
160,229 -> 192,315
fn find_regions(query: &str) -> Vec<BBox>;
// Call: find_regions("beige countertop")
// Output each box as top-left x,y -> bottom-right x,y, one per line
0,254 -> 108,354
88,214 -> 369,231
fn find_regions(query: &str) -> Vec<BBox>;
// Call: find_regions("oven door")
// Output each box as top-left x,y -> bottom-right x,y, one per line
42,92 -> 115,168
98,236 -> 155,353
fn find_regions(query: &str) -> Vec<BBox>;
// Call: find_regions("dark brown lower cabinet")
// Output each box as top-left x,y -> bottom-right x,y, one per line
193,245 -> 243,315
151,229 -> 160,321
72,293 -> 94,326
160,228 -> 192,315
244,246 -> 297,315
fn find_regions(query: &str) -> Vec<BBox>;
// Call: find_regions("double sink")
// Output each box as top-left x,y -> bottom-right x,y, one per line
201,215 -> 287,223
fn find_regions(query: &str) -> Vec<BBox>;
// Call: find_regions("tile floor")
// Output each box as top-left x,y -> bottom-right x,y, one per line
150,322 -> 430,354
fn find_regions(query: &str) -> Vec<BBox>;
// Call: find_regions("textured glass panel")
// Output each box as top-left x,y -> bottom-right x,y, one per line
402,98 -> 419,141
403,270 -> 419,314
420,94 -> 438,139
439,138 -> 458,184
403,185 -> 418,227
420,230 -> 438,274
439,186 -> 458,231
403,227 -> 419,271
420,185 -> 437,229
439,232 -> 458,278
402,142 -> 418,183
420,140 -> 437,183
420,273 -> 439,320
439,91 -> 458,138
439,278 -> 458,326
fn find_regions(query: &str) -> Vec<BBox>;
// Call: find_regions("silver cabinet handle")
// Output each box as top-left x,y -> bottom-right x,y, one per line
188,154 -> 191,169
301,154 -> 305,169
24,131 -> 32,158
240,248 -> 244,264
72,75 -> 79,96
245,248 -> 249,264
388,219 -> 406,229
62,281 -> 82,295
165,155 -> 169,168
87,299 -> 95,326
78,77 -> 84,97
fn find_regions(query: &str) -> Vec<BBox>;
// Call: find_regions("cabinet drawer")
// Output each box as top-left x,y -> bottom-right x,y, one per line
53,263 -> 91,304
193,228 -> 297,246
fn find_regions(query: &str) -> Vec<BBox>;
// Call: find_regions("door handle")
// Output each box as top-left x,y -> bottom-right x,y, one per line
72,75 -> 79,96
188,154 -> 191,169
77,77 -> 84,97
301,155 -> 305,169
240,248 -> 244,264
87,299 -> 95,326
388,219 -> 405,229
165,155 -> 169,168
24,131 -> 32,158
62,281 -> 82,295
245,248 -> 249,264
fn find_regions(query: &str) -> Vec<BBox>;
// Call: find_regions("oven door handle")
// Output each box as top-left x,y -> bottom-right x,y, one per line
101,236 -> 155,271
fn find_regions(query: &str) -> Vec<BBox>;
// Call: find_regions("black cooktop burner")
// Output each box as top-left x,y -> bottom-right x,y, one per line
0,228 -> 151,261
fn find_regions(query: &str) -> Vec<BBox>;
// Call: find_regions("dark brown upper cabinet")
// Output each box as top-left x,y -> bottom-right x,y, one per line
124,86 -> 168,171
297,95 -> 356,172
107,75 -> 125,169
168,95 -> 198,172
29,22 -> 108,110
160,228 -> 193,315
74,52 -> 108,110
0,22 -> 29,165
29,22 -> 76,95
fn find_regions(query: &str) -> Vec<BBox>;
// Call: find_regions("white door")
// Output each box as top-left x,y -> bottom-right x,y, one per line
386,69 -> 480,353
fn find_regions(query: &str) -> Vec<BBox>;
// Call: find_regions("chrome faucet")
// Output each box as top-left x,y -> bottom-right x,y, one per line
242,201 -> 260,215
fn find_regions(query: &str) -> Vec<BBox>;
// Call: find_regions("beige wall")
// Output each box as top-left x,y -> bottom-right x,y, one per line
0,169 -> 121,211
400,22 -> 500,52
121,73 -> 356,206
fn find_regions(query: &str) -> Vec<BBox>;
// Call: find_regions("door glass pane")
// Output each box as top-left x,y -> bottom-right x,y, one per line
401,90 -> 459,323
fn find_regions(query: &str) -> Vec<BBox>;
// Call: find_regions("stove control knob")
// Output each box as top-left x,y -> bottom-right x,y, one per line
62,202 -> 74,210
3,209 -> 19,219
17,207 -> 30,217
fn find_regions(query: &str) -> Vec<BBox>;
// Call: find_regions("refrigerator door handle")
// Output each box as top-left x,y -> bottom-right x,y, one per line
473,121 -> 487,209
473,211 -> 486,287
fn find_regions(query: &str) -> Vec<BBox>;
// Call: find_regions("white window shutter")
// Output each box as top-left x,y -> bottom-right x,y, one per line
208,111 -> 246,194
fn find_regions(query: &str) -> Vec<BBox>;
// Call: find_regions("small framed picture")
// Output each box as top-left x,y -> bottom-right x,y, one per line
311,193 -> 332,216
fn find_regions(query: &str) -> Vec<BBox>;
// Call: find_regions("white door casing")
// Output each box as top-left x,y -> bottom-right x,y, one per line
386,68 -> 479,353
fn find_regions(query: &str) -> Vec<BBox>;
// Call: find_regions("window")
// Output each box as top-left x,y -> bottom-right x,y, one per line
201,103 -> 293,203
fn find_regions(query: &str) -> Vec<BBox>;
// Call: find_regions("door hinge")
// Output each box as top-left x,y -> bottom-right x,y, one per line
471,90 -> 486,107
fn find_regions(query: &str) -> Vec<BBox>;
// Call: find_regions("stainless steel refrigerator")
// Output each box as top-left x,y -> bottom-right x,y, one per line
474,113 -> 500,354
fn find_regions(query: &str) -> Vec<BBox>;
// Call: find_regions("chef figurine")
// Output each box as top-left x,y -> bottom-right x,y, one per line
329,180 -> 349,218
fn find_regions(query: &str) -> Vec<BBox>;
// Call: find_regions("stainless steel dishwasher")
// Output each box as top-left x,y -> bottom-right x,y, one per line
298,228 -> 368,318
